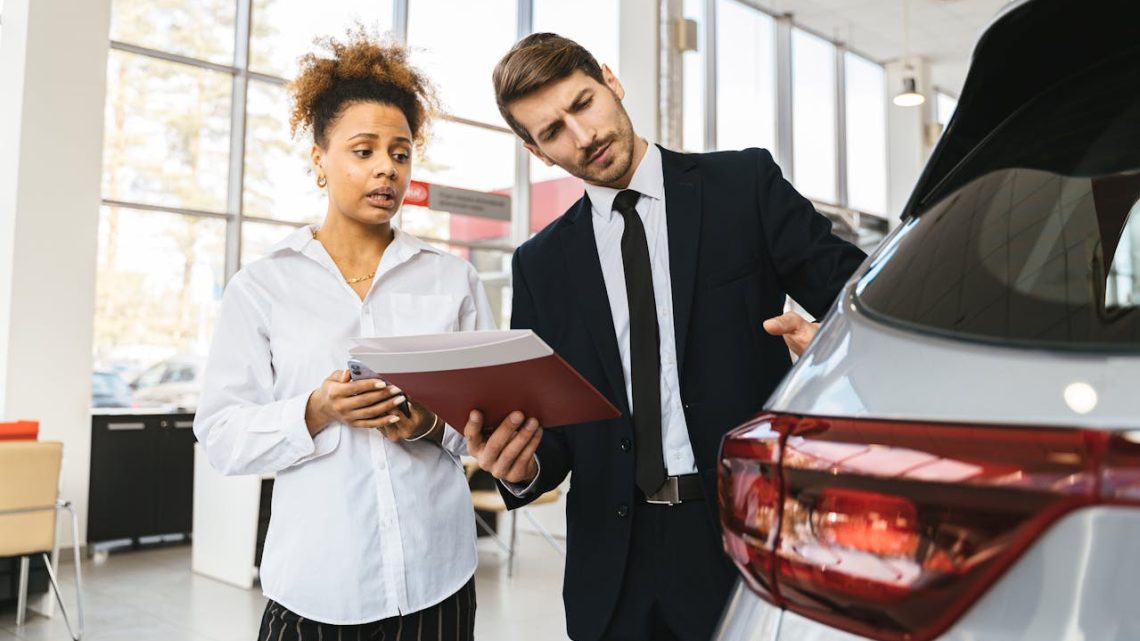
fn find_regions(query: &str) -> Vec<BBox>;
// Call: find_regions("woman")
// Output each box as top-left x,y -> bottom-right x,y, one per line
193,30 -> 490,641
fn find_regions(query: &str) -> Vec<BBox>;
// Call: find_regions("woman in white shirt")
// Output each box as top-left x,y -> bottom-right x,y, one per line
194,32 -> 491,641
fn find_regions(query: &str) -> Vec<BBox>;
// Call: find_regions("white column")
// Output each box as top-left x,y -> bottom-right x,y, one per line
885,57 -> 931,229
0,0 -> 111,545
619,0 -> 660,144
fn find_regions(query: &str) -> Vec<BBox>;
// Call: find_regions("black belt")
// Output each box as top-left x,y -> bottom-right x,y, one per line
639,474 -> 704,505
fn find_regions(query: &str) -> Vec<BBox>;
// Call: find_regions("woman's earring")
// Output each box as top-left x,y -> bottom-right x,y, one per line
316,175 -> 327,188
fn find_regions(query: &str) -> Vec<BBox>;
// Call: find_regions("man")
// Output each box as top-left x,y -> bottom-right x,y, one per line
464,33 -> 866,641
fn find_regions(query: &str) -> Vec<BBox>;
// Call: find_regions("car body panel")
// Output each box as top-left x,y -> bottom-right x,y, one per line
767,280 -> 1140,431
716,507 -> 1140,641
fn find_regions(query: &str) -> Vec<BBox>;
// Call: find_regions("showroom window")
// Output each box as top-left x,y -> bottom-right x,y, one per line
95,0 -> 616,406
688,0 -> 889,247
791,28 -> 838,205
844,51 -> 887,216
714,0 -> 776,154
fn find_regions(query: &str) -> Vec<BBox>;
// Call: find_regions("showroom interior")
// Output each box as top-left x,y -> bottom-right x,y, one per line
0,0 -> 1056,640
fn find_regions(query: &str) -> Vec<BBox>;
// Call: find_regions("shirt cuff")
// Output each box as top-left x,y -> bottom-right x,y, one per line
440,422 -> 468,457
501,455 -> 542,498
274,392 -> 341,467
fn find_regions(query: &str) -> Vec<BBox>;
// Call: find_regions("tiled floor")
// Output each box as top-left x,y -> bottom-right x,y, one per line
0,528 -> 569,641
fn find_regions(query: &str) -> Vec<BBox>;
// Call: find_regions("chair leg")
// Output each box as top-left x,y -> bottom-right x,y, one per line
41,553 -> 79,640
521,508 -> 566,556
15,556 -> 29,627
39,501 -> 84,640
473,511 -> 511,555
507,511 -> 518,577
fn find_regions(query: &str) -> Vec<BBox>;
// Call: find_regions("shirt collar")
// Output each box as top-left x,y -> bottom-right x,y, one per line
268,223 -> 444,264
584,142 -> 665,222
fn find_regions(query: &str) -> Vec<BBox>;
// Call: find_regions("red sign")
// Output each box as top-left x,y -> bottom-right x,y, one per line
404,180 -> 430,207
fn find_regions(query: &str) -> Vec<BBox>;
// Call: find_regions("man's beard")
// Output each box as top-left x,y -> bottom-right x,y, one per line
565,110 -> 637,188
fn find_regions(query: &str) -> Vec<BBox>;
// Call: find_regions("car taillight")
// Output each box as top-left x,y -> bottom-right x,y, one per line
719,413 -> 1139,641
718,414 -> 790,601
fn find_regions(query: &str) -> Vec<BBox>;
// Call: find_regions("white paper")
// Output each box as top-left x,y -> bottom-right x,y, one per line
349,329 -> 553,373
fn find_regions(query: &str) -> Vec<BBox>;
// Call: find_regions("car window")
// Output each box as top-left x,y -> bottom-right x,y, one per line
135,364 -> 166,388
858,169 -> 1140,348
169,366 -> 196,383
856,54 -> 1140,349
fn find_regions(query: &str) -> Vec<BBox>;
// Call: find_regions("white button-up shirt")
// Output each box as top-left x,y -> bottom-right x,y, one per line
583,143 -> 698,476
194,225 -> 493,624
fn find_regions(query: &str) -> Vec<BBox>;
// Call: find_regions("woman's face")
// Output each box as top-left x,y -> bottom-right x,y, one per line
312,101 -> 413,226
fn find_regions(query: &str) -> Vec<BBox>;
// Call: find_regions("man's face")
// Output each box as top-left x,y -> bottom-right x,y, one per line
509,66 -> 638,188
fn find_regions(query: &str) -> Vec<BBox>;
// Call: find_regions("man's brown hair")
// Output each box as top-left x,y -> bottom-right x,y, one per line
492,33 -> 606,144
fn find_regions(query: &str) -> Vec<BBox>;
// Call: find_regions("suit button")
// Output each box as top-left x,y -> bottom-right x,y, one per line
620,438 -> 631,452
617,504 -> 630,518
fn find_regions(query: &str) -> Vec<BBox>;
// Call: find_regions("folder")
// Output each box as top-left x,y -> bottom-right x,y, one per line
349,330 -> 621,433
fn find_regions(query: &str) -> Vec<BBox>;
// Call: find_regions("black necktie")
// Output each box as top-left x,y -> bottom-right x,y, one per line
613,189 -> 666,496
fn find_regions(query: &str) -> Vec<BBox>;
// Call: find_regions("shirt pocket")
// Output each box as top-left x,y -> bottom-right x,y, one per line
375,293 -> 462,336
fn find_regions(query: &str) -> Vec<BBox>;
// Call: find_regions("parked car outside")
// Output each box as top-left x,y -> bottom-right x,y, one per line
714,1 -> 1140,640
91,370 -> 132,408
130,354 -> 204,411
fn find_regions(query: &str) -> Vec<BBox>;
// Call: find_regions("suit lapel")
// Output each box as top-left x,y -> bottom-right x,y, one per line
660,147 -> 702,375
558,197 -> 631,417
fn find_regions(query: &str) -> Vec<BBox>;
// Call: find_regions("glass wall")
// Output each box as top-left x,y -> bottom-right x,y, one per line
791,28 -> 837,204
936,89 -> 958,131
95,0 -> 616,409
844,51 -> 887,216
715,0 -> 776,153
692,0 -> 889,244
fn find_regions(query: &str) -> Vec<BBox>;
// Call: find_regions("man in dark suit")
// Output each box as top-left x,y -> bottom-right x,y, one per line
463,33 -> 866,641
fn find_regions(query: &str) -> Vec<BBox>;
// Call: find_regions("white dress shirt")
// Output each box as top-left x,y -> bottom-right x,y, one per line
194,224 -> 494,624
583,143 -> 698,476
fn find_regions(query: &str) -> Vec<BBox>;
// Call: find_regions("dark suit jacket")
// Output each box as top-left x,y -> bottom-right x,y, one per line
502,146 -> 866,641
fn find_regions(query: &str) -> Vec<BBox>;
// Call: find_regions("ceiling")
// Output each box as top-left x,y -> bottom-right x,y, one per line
748,0 -> 1011,94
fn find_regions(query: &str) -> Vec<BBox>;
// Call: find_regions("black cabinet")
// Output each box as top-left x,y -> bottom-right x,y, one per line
0,555 -> 47,607
88,413 -> 196,545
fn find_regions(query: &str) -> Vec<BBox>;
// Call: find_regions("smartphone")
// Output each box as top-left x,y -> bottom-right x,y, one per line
347,359 -> 411,418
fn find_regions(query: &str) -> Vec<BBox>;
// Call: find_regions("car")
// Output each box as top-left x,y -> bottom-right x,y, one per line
91,369 -> 132,408
130,354 -> 204,411
713,1 -> 1140,640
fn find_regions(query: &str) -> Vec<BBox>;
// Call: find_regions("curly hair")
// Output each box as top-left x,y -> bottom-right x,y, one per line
289,28 -> 439,151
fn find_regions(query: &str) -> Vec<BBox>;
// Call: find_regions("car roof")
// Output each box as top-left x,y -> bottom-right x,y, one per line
903,0 -> 1140,219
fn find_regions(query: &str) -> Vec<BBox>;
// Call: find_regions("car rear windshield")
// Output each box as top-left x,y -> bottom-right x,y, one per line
856,52 -> 1140,349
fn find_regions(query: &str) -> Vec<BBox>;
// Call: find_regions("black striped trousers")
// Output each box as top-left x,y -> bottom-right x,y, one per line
258,577 -> 476,641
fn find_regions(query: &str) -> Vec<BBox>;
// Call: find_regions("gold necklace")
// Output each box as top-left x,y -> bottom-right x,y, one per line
312,227 -> 375,284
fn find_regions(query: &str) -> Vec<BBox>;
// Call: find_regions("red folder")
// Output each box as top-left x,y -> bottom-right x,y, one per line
350,331 -> 621,433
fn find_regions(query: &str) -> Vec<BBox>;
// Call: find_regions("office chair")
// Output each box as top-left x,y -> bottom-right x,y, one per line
0,441 -> 84,640
464,460 -> 565,577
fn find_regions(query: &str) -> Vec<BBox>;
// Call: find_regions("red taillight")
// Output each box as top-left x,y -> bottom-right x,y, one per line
814,488 -> 919,558
719,413 -> 1137,641
718,414 -> 787,601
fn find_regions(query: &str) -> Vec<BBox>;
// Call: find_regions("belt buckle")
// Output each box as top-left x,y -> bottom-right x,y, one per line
645,476 -> 681,505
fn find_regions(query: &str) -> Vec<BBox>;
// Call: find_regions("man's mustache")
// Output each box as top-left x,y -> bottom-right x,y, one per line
581,136 -> 615,166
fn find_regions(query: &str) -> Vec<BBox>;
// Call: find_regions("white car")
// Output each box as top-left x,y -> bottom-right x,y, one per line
713,1 -> 1140,640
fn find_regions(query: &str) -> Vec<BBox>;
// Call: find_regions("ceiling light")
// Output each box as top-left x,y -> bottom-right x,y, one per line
893,0 -> 926,108
893,76 -> 926,107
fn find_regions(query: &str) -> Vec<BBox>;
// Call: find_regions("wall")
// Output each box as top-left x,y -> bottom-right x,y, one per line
0,0 -> 111,545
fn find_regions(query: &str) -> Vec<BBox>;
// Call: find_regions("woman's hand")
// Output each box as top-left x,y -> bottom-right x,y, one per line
374,400 -> 442,444
305,370 -> 411,436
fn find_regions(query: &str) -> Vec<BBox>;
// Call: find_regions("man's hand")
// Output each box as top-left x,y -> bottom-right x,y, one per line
464,410 -> 542,484
763,311 -> 819,357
